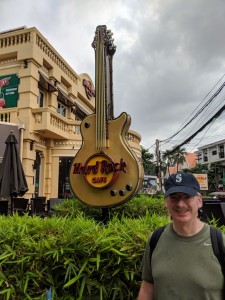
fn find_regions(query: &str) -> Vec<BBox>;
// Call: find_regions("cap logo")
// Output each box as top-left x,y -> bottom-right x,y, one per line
175,174 -> 182,183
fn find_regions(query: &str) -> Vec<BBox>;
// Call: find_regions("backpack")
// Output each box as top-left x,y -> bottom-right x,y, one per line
149,225 -> 225,277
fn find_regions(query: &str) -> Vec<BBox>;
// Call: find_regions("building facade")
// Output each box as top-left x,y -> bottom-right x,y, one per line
196,140 -> 225,190
0,26 -> 142,200
197,140 -> 225,165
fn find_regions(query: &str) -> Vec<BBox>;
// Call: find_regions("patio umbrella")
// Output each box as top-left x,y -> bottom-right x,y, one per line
0,131 -> 28,198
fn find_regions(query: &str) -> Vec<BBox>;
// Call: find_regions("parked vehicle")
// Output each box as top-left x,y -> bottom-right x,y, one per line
141,175 -> 158,194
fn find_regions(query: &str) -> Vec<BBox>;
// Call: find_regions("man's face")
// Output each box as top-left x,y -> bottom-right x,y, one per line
165,192 -> 202,223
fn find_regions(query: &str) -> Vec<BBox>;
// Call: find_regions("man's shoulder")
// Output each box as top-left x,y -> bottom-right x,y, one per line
149,224 -> 171,246
210,225 -> 225,244
149,224 -> 171,239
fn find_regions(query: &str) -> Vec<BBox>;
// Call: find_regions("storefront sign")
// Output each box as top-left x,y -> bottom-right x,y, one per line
0,74 -> 19,108
194,173 -> 208,190
83,79 -> 95,99
71,153 -> 127,189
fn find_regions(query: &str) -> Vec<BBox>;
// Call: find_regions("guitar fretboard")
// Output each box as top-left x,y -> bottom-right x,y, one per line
95,28 -> 106,151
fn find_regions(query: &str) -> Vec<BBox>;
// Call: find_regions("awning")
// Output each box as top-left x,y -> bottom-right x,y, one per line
209,192 -> 225,196
57,87 -> 75,107
38,72 -> 57,92
74,102 -> 88,120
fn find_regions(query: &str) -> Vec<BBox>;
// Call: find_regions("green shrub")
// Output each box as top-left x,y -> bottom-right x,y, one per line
0,196 -> 169,299
0,195 -> 221,299
53,195 -> 168,220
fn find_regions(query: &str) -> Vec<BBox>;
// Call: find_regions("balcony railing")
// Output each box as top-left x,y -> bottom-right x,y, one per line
0,27 -> 78,83
126,130 -> 141,144
0,107 -> 142,156
0,31 -> 31,48
32,108 -> 80,140
0,108 -> 18,123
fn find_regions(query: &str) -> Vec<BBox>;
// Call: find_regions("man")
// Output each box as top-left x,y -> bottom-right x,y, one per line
138,172 -> 225,300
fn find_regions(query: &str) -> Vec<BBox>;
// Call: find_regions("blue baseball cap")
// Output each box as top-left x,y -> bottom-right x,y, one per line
165,173 -> 200,197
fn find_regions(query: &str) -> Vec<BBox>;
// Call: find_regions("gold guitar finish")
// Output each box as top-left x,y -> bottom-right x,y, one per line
69,25 -> 143,207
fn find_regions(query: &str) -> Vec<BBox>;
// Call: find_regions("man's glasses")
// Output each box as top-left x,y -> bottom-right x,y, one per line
168,193 -> 195,203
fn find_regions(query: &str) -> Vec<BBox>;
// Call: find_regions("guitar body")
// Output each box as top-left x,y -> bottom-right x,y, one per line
70,112 -> 143,207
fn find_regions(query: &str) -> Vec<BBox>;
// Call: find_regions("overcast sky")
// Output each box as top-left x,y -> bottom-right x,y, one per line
2,0 -> 225,154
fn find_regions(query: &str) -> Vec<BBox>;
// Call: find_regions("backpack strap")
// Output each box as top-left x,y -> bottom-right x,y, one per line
149,225 -> 167,265
210,226 -> 225,277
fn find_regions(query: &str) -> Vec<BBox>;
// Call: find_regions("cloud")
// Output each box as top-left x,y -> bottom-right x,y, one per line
1,0 -> 225,153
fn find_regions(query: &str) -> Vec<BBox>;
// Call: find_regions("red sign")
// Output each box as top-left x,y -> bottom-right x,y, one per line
71,153 -> 127,189
83,79 -> 95,99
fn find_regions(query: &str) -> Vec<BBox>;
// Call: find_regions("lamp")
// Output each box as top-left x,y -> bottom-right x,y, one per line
30,140 -> 35,151
33,161 -> 37,170
23,59 -> 28,68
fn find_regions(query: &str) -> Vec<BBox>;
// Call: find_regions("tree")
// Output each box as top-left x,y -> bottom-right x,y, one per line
141,146 -> 156,175
207,162 -> 224,192
173,147 -> 186,172
162,147 -> 186,175
162,149 -> 174,176
183,163 -> 208,174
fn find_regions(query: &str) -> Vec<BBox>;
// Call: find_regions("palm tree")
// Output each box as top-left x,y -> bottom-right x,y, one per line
162,149 -> 174,176
173,147 -> 186,172
162,147 -> 186,174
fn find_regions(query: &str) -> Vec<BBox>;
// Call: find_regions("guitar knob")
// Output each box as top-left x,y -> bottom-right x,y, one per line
84,122 -> 90,128
126,184 -> 133,191
111,189 -> 117,196
119,189 -> 126,196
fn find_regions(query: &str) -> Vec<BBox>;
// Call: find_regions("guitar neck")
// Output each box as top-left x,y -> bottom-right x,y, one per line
92,26 -> 116,151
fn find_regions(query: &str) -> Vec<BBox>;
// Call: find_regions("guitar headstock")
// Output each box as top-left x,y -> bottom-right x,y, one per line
92,25 -> 117,127
92,25 -> 116,55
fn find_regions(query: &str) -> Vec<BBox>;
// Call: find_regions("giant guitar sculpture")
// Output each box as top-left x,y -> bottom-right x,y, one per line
69,25 -> 143,207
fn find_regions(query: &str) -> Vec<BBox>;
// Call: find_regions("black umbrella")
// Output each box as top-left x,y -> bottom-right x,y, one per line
0,131 -> 28,198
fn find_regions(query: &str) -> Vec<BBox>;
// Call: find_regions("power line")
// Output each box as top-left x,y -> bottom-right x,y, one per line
165,102 -> 225,155
161,80 -> 225,144
188,119 -> 216,152
147,74 -> 225,155
161,108 -> 225,153
179,95 -> 225,142
176,73 -> 225,131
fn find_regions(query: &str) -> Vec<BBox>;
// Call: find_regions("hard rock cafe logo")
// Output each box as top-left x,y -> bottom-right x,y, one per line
0,77 -> 10,87
71,153 -> 127,189
83,79 -> 95,99
0,77 -> 10,109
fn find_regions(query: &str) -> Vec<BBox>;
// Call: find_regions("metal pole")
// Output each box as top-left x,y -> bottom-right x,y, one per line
156,139 -> 162,191
18,124 -> 25,161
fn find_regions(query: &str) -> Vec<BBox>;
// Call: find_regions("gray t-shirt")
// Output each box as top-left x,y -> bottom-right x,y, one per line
141,223 -> 224,300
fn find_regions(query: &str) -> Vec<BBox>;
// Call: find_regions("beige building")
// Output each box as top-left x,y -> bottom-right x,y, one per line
0,26 -> 142,200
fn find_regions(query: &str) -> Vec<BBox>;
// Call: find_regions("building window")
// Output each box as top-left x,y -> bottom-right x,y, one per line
57,102 -> 66,117
197,153 -> 202,162
219,145 -> 224,158
203,150 -> 208,162
37,91 -> 45,107
212,150 -> 217,156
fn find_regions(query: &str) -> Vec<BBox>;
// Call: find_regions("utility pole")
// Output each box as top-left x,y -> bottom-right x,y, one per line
156,139 -> 162,191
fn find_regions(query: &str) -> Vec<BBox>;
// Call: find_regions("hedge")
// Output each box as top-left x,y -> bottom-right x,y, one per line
0,196 -> 221,299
